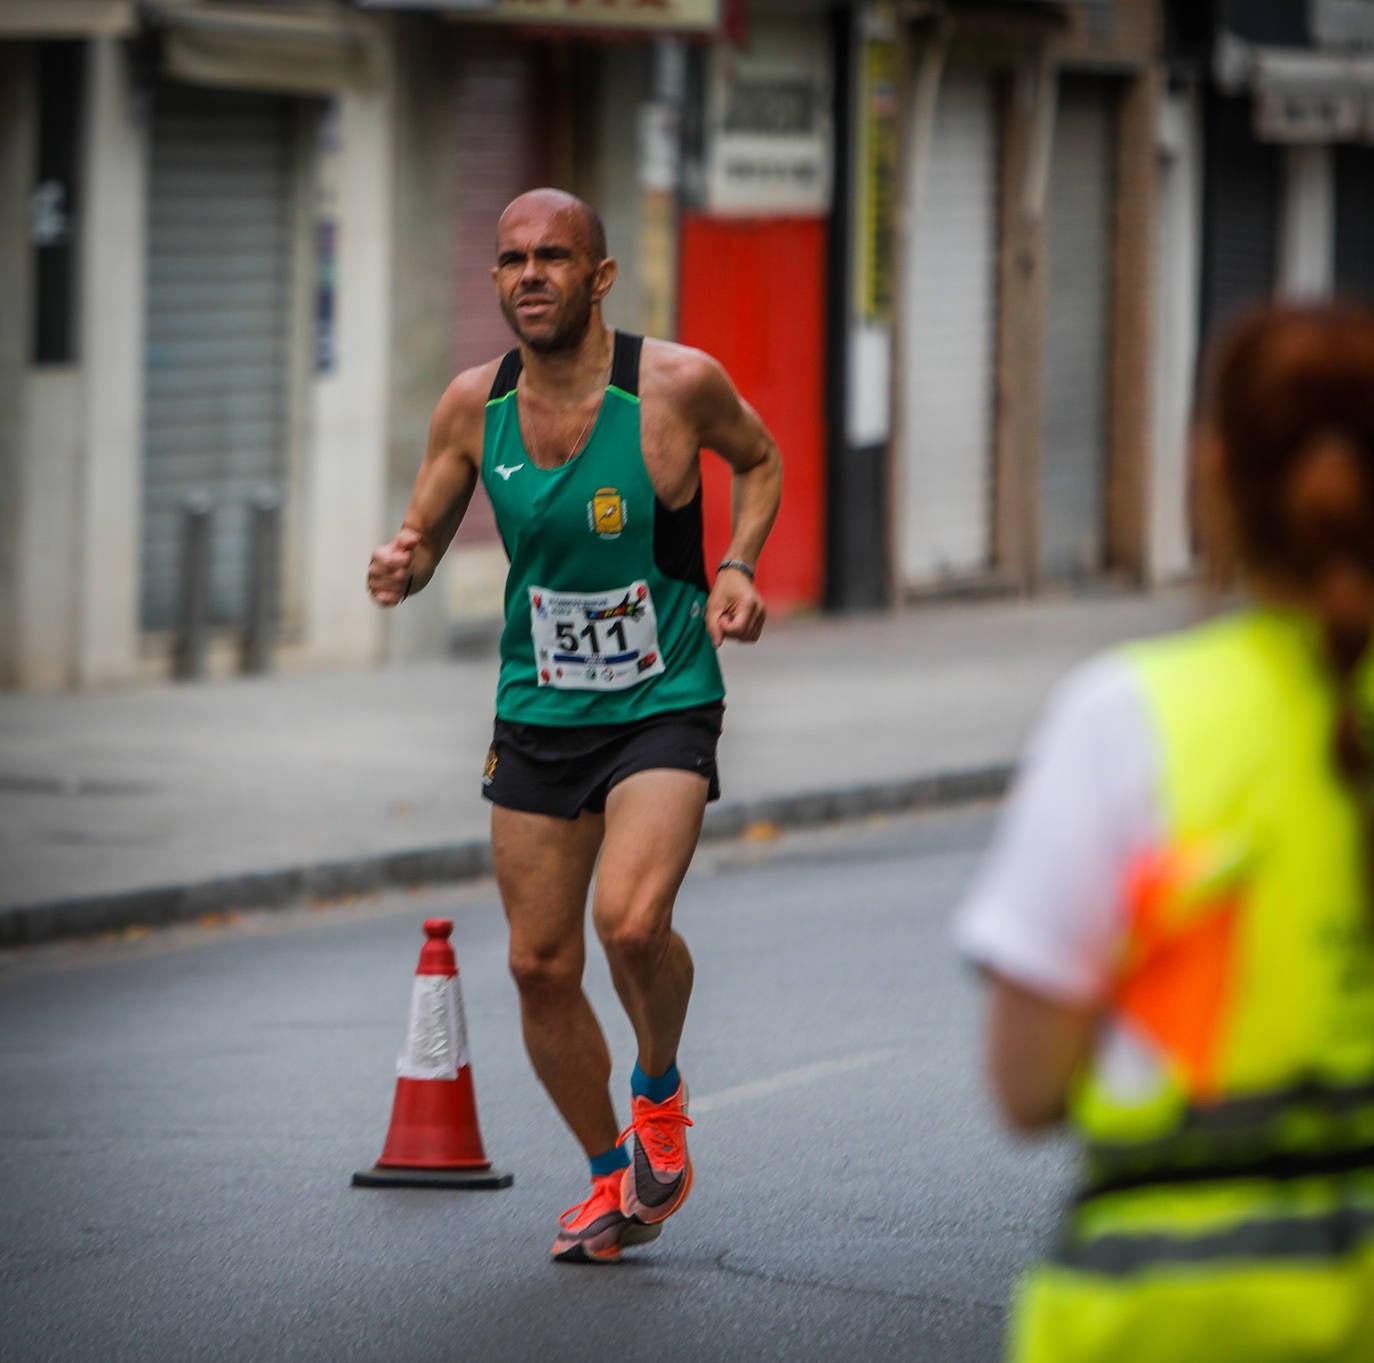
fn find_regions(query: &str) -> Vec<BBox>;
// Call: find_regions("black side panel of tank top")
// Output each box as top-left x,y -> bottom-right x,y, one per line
655,485 -> 709,592
611,331 -> 643,396
488,348 -> 523,401
626,331 -> 701,590
486,349 -> 520,563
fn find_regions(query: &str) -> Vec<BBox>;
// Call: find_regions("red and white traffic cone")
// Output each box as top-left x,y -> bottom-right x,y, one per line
353,918 -> 512,1190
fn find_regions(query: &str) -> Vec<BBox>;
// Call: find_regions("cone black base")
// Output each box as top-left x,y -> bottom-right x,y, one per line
352,1164 -> 514,1190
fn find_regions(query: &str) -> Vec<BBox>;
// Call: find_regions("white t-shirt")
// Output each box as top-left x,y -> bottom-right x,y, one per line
953,653 -> 1164,1006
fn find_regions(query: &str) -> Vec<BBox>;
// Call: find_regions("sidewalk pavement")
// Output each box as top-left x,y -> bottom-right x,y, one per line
0,588 -> 1198,946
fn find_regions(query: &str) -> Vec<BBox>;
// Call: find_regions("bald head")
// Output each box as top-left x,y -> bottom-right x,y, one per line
497,189 -> 607,265
492,188 -> 617,353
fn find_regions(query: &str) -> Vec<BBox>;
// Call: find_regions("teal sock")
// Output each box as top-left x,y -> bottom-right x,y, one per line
589,1144 -> 630,1178
631,1060 -> 680,1104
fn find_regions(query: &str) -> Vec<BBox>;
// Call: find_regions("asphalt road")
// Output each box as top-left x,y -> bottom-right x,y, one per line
0,805 -> 1076,1363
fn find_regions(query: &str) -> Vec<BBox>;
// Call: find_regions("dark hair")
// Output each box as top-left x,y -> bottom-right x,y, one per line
1199,300 -> 1374,895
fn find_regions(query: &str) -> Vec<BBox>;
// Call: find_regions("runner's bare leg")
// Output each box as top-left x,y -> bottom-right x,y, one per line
592,770 -> 708,1077
493,806 -> 616,1156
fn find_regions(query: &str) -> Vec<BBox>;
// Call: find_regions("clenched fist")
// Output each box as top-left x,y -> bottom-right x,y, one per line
705,565 -> 767,647
367,527 -> 422,607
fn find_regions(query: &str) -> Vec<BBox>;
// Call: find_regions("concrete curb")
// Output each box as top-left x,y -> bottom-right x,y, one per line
0,762 -> 1013,948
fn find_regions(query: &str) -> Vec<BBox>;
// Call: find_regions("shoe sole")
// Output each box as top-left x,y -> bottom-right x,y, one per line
551,1217 -> 662,1265
552,1242 -> 619,1265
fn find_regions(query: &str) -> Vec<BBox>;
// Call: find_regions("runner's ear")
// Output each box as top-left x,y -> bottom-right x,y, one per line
591,256 -> 617,303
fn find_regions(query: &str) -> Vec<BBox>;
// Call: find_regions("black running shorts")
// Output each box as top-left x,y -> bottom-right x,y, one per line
482,702 -> 724,820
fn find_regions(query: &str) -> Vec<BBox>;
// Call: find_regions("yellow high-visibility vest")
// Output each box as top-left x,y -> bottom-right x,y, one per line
1011,609 -> 1374,1363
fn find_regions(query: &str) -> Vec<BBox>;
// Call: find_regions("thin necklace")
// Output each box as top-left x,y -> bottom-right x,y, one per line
521,361 -> 610,468
559,409 -> 595,467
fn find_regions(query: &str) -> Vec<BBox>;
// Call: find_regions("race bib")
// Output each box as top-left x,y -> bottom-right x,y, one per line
529,581 -> 666,691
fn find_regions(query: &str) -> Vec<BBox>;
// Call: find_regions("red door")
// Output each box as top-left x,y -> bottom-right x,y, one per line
677,214 -> 828,612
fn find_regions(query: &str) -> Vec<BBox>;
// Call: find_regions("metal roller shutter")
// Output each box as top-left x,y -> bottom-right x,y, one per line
141,84 -> 293,631
1334,144 -> 1374,305
1040,77 -> 1115,580
898,66 -> 999,588
1200,93 -> 1279,343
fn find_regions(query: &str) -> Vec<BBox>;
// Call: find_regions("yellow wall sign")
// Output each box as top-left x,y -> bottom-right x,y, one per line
856,40 -> 898,320
461,0 -> 721,32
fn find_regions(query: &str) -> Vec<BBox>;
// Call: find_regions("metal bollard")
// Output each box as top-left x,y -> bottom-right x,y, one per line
172,491 -> 213,681
241,486 -> 280,675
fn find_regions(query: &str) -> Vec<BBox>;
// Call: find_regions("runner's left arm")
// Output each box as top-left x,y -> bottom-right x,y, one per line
690,356 -> 782,646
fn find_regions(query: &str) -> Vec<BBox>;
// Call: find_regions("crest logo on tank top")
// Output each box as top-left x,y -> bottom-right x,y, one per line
588,487 -> 626,538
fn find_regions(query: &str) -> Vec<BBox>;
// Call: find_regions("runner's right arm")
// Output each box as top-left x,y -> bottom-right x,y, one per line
368,368 -> 489,606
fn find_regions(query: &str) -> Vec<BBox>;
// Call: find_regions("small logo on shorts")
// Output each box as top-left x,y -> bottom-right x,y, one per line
589,488 -> 626,538
483,748 -> 498,786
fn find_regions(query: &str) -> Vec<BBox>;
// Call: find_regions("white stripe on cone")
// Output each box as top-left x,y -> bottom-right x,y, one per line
396,975 -> 471,1080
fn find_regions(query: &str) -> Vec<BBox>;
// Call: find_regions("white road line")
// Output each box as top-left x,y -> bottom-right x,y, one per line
691,1049 -> 898,1115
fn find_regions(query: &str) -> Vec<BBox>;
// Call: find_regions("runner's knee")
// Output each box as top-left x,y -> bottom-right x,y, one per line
594,898 -> 674,971
508,945 -> 582,1005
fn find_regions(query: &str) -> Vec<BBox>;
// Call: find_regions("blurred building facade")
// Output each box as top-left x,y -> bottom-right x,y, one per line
1149,0 -> 1374,590
4,0 -> 1372,691
830,0 -> 1162,609
1182,0 -> 1374,332
2,0 -> 776,689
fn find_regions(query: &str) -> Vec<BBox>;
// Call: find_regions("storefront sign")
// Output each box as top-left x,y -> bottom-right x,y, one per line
703,26 -> 832,216
0,0 -> 134,37
1311,0 -> 1374,48
315,219 -> 337,374
436,0 -> 721,31
1251,48 -> 1374,142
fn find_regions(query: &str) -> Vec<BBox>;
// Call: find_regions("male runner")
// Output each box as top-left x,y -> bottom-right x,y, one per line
367,189 -> 782,1263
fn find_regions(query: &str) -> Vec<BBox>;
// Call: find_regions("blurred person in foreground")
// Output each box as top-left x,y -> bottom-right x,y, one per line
955,300 -> 1374,1361
367,189 -> 781,1263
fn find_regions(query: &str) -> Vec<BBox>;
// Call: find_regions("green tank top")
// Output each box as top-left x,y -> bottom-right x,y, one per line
481,331 -> 725,726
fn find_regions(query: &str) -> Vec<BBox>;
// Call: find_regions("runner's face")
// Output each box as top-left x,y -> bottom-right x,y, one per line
493,205 -> 600,353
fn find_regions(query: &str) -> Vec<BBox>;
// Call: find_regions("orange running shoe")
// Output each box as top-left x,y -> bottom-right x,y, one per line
550,1172 -> 662,1264
619,1082 -> 694,1225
